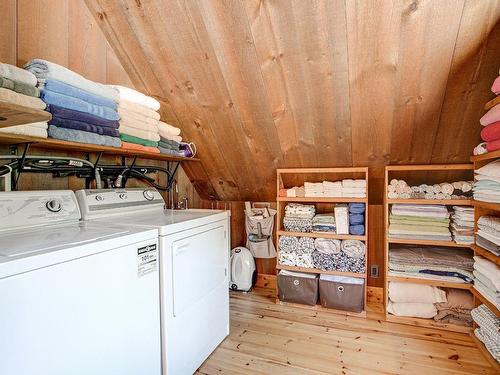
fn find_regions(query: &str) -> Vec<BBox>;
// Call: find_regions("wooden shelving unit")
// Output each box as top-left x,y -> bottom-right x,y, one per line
276,167 -> 369,316
384,164 -> 475,333
0,102 -> 52,128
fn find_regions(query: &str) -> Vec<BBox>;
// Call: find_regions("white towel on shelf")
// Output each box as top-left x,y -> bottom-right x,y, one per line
118,99 -> 161,120
334,204 -> 349,235
119,124 -> 160,142
342,179 -> 367,188
0,122 -> 48,137
109,85 -> 160,111
117,107 -> 160,126
0,62 -> 37,86
157,121 -> 181,136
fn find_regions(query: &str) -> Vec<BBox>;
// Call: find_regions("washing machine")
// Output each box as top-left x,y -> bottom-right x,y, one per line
0,190 -> 161,375
76,188 -> 230,375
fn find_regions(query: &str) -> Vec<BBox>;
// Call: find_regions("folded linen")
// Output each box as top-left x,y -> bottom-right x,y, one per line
349,213 -> 364,225
387,301 -> 437,318
49,118 -> 119,137
25,59 -> 117,100
474,270 -> 499,294
109,85 -> 160,110
476,159 -> 500,177
474,256 -> 500,290
41,90 -> 119,120
348,203 -> 365,214
334,204 -> 349,234
349,225 -> 365,235
475,328 -> 500,362
0,88 -> 46,109
47,105 -> 119,128
158,147 -> 185,157
342,179 -> 366,188
279,235 -> 299,253
480,104 -> 500,126
48,125 -> 121,148
118,98 -> 160,119
283,217 -> 312,232
158,121 -> 181,136
476,235 -> 500,256
0,77 -> 39,97
119,124 -> 160,142
159,130 -> 182,143
388,282 -> 447,303
118,107 -> 160,126
314,238 -> 341,255
121,141 -> 160,154
120,133 -> 158,147
340,240 -> 365,259
158,138 -> 180,151
391,204 -> 450,219
311,249 -> 365,273
0,63 -> 37,86
0,122 -> 48,137
40,79 -> 116,109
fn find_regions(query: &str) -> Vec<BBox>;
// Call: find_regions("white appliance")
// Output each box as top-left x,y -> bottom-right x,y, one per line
230,247 -> 256,292
76,188 -> 230,375
0,190 -> 161,375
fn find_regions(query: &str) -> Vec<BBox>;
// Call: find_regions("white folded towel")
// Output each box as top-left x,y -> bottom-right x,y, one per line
158,121 -> 181,136
159,131 -> 182,143
110,85 -> 160,111
118,107 -> 159,126
342,179 -> 367,188
119,124 -> 160,142
0,63 -> 37,86
118,99 -> 160,120
0,122 -> 48,137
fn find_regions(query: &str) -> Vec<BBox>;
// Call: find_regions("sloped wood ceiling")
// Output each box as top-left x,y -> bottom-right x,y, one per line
85,0 -> 500,202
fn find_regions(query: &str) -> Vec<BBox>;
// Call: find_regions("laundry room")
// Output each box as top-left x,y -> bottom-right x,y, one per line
0,1 -> 499,374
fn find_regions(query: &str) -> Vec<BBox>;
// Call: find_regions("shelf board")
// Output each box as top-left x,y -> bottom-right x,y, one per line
277,230 -> 366,241
471,244 -> 500,265
275,298 -> 366,317
473,200 -> 500,211
277,196 -> 367,203
276,264 -> 367,279
0,102 -> 52,128
0,133 -> 199,162
387,238 -> 472,248
386,198 -> 473,206
386,275 -> 472,290
471,287 -> 500,317
470,150 -> 500,163
277,167 -> 368,174
385,314 -> 471,333
385,164 -> 474,171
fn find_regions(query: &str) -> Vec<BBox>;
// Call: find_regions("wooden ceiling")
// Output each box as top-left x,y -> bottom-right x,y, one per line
85,0 -> 500,202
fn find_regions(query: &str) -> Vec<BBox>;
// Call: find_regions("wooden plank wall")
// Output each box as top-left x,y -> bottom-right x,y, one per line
0,0 -> 201,206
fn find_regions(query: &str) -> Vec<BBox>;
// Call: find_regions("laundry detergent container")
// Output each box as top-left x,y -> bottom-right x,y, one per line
278,270 -> 318,306
318,275 -> 364,312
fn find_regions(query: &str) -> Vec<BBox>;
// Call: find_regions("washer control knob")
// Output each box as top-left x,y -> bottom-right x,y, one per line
95,195 -> 104,202
46,199 -> 62,213
119,193 -> 127,200
143,190 -> 155,201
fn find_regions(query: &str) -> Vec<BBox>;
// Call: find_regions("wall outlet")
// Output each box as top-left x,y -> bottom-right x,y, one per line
370,264 -> 379,278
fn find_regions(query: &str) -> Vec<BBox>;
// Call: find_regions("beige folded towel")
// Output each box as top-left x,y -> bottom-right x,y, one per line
0,122 -> 48,137
109,85 -> 160,111
158,121 -> 181,136
118,107 -> 159,126
0,88 -> 46,109
119,124 -> 160,142
118,99 -> 160,120
160,131 -> 182,143
119,116 -> 159,132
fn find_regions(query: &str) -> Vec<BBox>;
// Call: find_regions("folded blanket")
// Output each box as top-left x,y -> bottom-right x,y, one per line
0,77 -> 39,97
388,282 -> 447,303
436,288 -> 473,310
481,121 -> 500,142
314,238 -> 341,255
49,118 -> 119,137
349,225 -> 365,235
388,270 -> 470,283
390,246 -> 473,270
340,240 -> 365,259
387,301 -> 437,318
119,124 -> 160,142
311,249 -> 365,273
0,87 -> 46,109
41,90 -> 119,120
0,122 -> 48,137
474,256 -> 500,290
48,125 -> 121,148
348,203 -> 365,214
279,236 -> 299,253
391,204 -> 450,219
476,235 -> 500,256
121,141 -> 160,154
25,59 -> 117,100
120,133 -> 158,147
40,79 -> 116,109
474,270 -> 499,293
0,63 -> 37,86
109,85 -> 160,110
283,217 -> 312,232
46,104 -> 119,128
158,121 -> 181,136
475,328 -> 500,362
279,251 -> 313,268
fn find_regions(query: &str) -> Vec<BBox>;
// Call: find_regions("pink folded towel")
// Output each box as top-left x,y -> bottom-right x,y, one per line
481,121 -> 500,141
492,76 -> 500,95
480,104 -> 500,126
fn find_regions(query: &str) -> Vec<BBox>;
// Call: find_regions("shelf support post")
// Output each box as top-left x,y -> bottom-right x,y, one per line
13,142 -> 31,190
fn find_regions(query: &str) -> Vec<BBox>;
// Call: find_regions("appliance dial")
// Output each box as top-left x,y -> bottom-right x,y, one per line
143,190 -> 155,201
46,199 -> 62,213
95,195 -> 104,202
119,193 -> 127,200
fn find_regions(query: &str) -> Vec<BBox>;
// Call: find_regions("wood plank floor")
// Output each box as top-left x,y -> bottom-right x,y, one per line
196,288 -> 496,375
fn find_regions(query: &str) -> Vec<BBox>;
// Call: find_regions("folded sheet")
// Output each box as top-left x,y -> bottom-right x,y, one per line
0,88 -> 46,110
388,282 -> 447,304
48,125 -> 121,147
47,104 -> 119,128
0,63 -> 37,86
120,133 -> 158,147
109,85 -> 160,110
121,141 -> 160,154
49,118 -> 119,137
25,59 -> 117,100
0,77 -> 39,97
387,301 -> 437,318
119,124 -> 160,142
40,79 -> 116,109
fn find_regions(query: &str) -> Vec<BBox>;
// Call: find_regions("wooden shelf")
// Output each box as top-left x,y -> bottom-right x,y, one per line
471,287 -> 500,317
277,196 -> 367,203
385,314 -> 471,333
0,133 -> 199,162
0,102 -> 52,128
277,230 -> 366,241
387,275 -> 472,290
470,244 -> 500,265
386,198 -> 472,206
275,299 -> 367,318
277,167 -> 368,174
276,264 -> 367,279
387,238 -> 472,248
385,164 -> 474,171
473,200 -> 500,211
470,149 -> 500,163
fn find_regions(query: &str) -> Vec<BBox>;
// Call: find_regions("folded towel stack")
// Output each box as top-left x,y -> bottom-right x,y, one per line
157,121 -> 194,157
471,304 -> 500,363
341,179 -> 367,198
476,216 -> 500,256
474,160 -> 500,203
311,213 -> 336,233
387,282 -> 447,319
312,239 -> 366,273
388,245 -> 474,283
450,206 -> 474,245
387,179 -> 472,200
300,179 -> 367,198
388,204 -> 452,242
473,256 -> 500,310
0,62 -> 47,138
24,59 -> 120,147
278,235 -> 314,268
109,85 -> 161,152
348,203 -> 365,235
282,203 -> 315,232
473,74 -> 500,155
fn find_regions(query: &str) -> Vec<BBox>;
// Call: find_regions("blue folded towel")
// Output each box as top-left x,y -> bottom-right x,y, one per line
49,117 -> 120,137
47,105 -> 119,128
41,90 -> 119,120
349,224 -> 365,235
349,213 -> 365,225
42,79 -> 116,109
48,125 -> 121,148
348,203 -> 365,214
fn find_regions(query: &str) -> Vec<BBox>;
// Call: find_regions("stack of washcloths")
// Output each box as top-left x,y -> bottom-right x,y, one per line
311,239 -> 366,273
450,206 -> 474,245
304,182 -> 324,197
388,204 -> 451,241
282,203 -> 315,232
388,246 -> 474,283
473,256 -> 500,310
311,213 -> 336,233
158,121 -> 183,156
24,59 -> 121,147
473,73 -> 500,155
474,160 -> 500,203
302,179 -> 367,198
348,203 -> 365,235
341,179 -> 366,198
322,181 -> 342,197
476,216 -> 500,256
0,62 -> 47,137
471,304 -> 500,363
109,85 -> 161,153
278,235 -> 314,268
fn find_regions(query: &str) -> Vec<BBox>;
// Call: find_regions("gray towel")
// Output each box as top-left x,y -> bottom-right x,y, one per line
48,125 -> 121,148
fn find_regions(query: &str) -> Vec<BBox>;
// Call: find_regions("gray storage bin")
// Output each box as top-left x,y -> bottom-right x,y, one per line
278,270 -> 318,306
319,274 -> 364,312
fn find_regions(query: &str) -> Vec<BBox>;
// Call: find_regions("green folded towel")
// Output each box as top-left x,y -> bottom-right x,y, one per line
0,76 -> 40,97
120,133 -> 158,147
